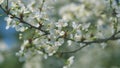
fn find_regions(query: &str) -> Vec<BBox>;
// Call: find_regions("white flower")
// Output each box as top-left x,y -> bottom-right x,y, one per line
23,40 -> 29,46
55,19 -> 68,28
74,34 -> 82,41
63,66 -> 67,68
60,31 -> 65,36
67,40 -> 72,46
0,0 -> 4,4
37,51 -> 43,55
4,16 -> 12,29
63,56 -> 75,68
72,22 -> 77,29
54,38 -> 64,46
19,33 -> 23,39
100,43 -> 107,49
45,45 -> 58,56
68,56 -> 74,66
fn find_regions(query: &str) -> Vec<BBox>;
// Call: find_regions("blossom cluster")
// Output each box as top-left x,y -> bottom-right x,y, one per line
0,0 -> 120,68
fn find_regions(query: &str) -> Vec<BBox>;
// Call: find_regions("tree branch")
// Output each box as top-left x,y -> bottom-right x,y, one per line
60,31 -> 120,54
0,5 -> 49,35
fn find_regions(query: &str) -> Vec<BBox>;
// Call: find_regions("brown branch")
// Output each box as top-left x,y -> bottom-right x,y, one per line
66,30 -> 120,44
60,44 -> 89,54
60,31 -> 120,54
0,5 -> 49,35
5,0 -> 8,10
39,0 -> 45,12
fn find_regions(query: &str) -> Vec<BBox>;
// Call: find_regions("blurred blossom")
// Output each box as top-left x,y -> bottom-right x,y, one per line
0,54 -> 4,64
0,41 -> 7,51
0,41 -> 7,65
0,0 -> 4,4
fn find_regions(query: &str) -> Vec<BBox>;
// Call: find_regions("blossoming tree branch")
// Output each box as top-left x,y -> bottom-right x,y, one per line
0,0 -> 120,68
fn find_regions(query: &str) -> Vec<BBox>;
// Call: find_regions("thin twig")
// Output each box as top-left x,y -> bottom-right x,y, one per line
60,44 -> 89,54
